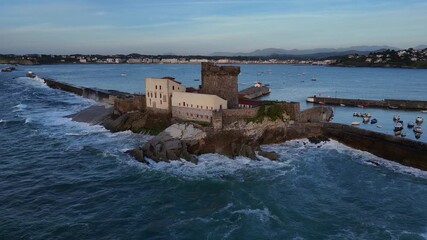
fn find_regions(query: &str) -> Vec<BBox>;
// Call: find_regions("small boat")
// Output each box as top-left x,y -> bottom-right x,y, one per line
194,78 -> 200,81
394,130 -> 401,136
415,116 -> 424,124
370,118 -> 377,124
376,125 -> 382,128
394,122 -> 403,131
311,78 -> 317,81
388,106 -> 398,109
363,116 -> 370,123
1,67 -> 15,72
401,131 -> 407,137
340,104 -> 345,107
26,71 -> 35,78
407,122 -> 415,128
120,73 -> 127,77
318,101 -> 325,105
421,110 -> 427,113
357,105 -> 364,108
393,115 -> 400,121
351,121 -> 360,126
415,133 -> 421,139
413,126 -> 423,133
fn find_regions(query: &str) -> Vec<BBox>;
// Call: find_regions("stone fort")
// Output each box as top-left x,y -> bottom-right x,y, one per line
199,62 -> 240,109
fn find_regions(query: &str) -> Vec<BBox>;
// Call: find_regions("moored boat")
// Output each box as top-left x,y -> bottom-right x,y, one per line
394,122 -> 403,132
370,118 -> 377,124
413,126 -> 423,134
415,116 -> 423,124
351,121 -> 360,126
393,115 -> 400,121
407,122 -> 415,128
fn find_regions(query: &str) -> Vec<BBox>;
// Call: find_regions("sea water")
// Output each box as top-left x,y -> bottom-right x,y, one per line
1,65 -> 427,239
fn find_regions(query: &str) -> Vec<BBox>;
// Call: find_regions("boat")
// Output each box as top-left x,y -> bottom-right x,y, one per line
394,130 -> 401,136
393,115 -> 400,121
400,131 -> 407,137
253,81 -> 263,87
363,116 -> 370,123
318,101 -> 325,105
1,67 -> 15,72
370,118 -> 377,124
413,126 -> 423,134
394,122 -> 403,131
357,105 -> 364,108
388,106 -> 398,109
26,71 -> 35,78
194,79 -> 200,81
340,104 -> 345,107
421,110 -> 427,113
311,78 -> 317,81
376,125 -> 382,128
415,133 -> 421,139
415,116 -> 424,124
407,122 -> 415,128
351,121 -> 360,126
120,73 -> 127,77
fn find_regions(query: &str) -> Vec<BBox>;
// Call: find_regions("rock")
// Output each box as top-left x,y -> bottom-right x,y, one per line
258,151 -> 278,161
126,147 -> 146,163
239,144 -> 257,160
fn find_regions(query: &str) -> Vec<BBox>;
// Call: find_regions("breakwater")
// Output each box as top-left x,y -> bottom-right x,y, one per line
321,123 -> 427,171
307,96 -> 427,110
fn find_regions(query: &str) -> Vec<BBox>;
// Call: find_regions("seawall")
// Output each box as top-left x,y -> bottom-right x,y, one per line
307,96 -> 427,110
321,123 -> 427,170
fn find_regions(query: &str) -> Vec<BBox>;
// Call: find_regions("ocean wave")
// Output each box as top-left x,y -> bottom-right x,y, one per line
231,207 -> 280,223
12,103 -> 27,112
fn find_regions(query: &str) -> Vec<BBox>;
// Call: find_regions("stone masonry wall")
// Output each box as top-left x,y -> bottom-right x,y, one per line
200,62 -> 240,109
172,106 -> 213,123
298,106 -> 333,123
113,95 -> 146,115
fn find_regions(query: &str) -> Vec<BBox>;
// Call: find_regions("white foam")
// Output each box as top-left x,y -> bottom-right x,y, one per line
231,207 -> 280,223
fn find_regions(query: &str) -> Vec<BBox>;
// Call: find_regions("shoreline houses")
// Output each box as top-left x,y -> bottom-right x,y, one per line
145,63 -> 244,123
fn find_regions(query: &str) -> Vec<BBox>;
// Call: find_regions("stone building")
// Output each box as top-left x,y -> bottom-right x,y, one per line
199,62 -> 240,108
171,92 -> 227,123
145,77 -> 185,112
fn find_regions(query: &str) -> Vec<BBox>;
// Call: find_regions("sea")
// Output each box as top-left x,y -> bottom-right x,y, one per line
1,64 -> 427,239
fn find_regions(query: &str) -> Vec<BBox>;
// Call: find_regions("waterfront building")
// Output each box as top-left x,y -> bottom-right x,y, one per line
145,77 -> 185,112
171,92 -> 227,122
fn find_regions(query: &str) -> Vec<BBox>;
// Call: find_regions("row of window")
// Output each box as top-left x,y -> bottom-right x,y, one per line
154,85 -> 179,91
178,102 -> 220,110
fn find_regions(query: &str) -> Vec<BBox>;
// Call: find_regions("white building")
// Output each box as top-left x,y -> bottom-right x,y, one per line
171,92 -> 227,122
145,77 -> 185,111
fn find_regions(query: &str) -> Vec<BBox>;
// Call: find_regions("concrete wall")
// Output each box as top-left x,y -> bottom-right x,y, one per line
282,102 -> 300,121
309,96 -> 427,110
172,106 -> 213,123
321,123 -> 427,170
43,78 -> 83,96
113,95 -> 146,115
199,62 -> 240,109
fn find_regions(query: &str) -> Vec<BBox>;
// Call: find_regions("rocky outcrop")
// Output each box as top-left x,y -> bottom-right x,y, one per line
102,110 -> 171,134
141,124 -> 205,163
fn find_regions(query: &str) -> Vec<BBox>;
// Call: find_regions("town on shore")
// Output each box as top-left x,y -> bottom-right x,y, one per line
1,47 -> 426,68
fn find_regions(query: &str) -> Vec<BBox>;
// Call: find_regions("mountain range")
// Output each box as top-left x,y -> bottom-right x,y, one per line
210,45 -> 401,57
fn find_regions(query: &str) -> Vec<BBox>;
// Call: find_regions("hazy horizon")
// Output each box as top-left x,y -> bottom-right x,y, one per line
1,0 -> 426,55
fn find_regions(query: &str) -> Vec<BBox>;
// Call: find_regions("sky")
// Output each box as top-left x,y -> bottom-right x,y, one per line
0,0 -> 426,55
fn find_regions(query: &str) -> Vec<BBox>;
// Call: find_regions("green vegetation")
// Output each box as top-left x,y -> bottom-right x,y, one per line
247,103 -> 284,123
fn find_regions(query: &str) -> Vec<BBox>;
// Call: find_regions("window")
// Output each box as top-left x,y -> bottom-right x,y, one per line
191,104 -> 193,107
197,105 -> 199,108
172,86 -> 175,90
159,85 -> 162,90
211,107 -> 213,110
155,85 -> 157,90
160,100 -> 162,104
179,103 -> 181,106
183,101 -> 185,107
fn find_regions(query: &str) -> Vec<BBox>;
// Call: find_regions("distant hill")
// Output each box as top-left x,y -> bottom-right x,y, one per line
415,45 -> 427,50
211,46 -> 399,57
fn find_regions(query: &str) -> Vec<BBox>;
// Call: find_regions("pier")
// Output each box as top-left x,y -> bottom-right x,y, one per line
307,96 -> 427,110
239,85 -> 271,99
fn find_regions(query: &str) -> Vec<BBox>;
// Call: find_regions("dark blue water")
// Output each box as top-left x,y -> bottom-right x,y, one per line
1,65 -> 427,239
